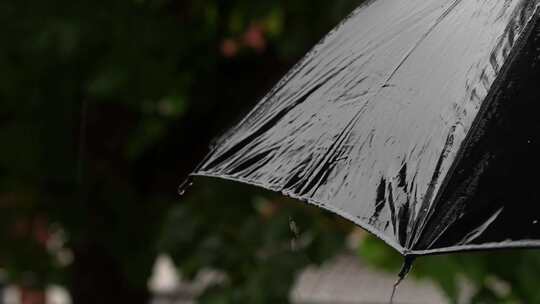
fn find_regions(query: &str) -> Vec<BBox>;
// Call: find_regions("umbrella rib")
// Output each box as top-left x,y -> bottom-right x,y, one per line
381,0 -> 464,88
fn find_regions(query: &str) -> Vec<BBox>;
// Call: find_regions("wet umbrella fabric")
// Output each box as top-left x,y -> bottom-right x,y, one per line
191,0 -> 540,256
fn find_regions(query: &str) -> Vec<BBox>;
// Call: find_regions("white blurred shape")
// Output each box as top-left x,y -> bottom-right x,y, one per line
148,254 -> 181,293
46,285 -> 72,304
3,285 -> 20,304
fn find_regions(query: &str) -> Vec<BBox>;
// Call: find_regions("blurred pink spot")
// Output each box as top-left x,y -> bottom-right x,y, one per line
221,39 -> 238,58
243,24 -> 267,52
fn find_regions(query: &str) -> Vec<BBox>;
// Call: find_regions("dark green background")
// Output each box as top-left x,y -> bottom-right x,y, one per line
1,0 -> 539,303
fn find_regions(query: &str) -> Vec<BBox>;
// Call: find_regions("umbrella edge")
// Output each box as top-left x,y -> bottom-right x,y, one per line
190,172 -> 408,256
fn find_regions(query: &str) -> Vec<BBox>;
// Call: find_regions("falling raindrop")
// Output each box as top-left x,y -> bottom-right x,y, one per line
289,216 -> 300,251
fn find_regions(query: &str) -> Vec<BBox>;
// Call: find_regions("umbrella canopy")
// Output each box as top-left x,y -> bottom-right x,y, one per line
191,0 -> 540,256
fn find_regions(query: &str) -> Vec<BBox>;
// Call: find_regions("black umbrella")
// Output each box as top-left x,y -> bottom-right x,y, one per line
189,0 -> 540,268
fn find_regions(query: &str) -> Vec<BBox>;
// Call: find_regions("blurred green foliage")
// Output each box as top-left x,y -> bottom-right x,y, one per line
2,0 -> 540,303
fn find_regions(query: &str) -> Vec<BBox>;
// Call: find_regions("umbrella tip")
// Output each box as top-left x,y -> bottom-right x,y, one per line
389,255 -> 416,304
178,176 -> 194,196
